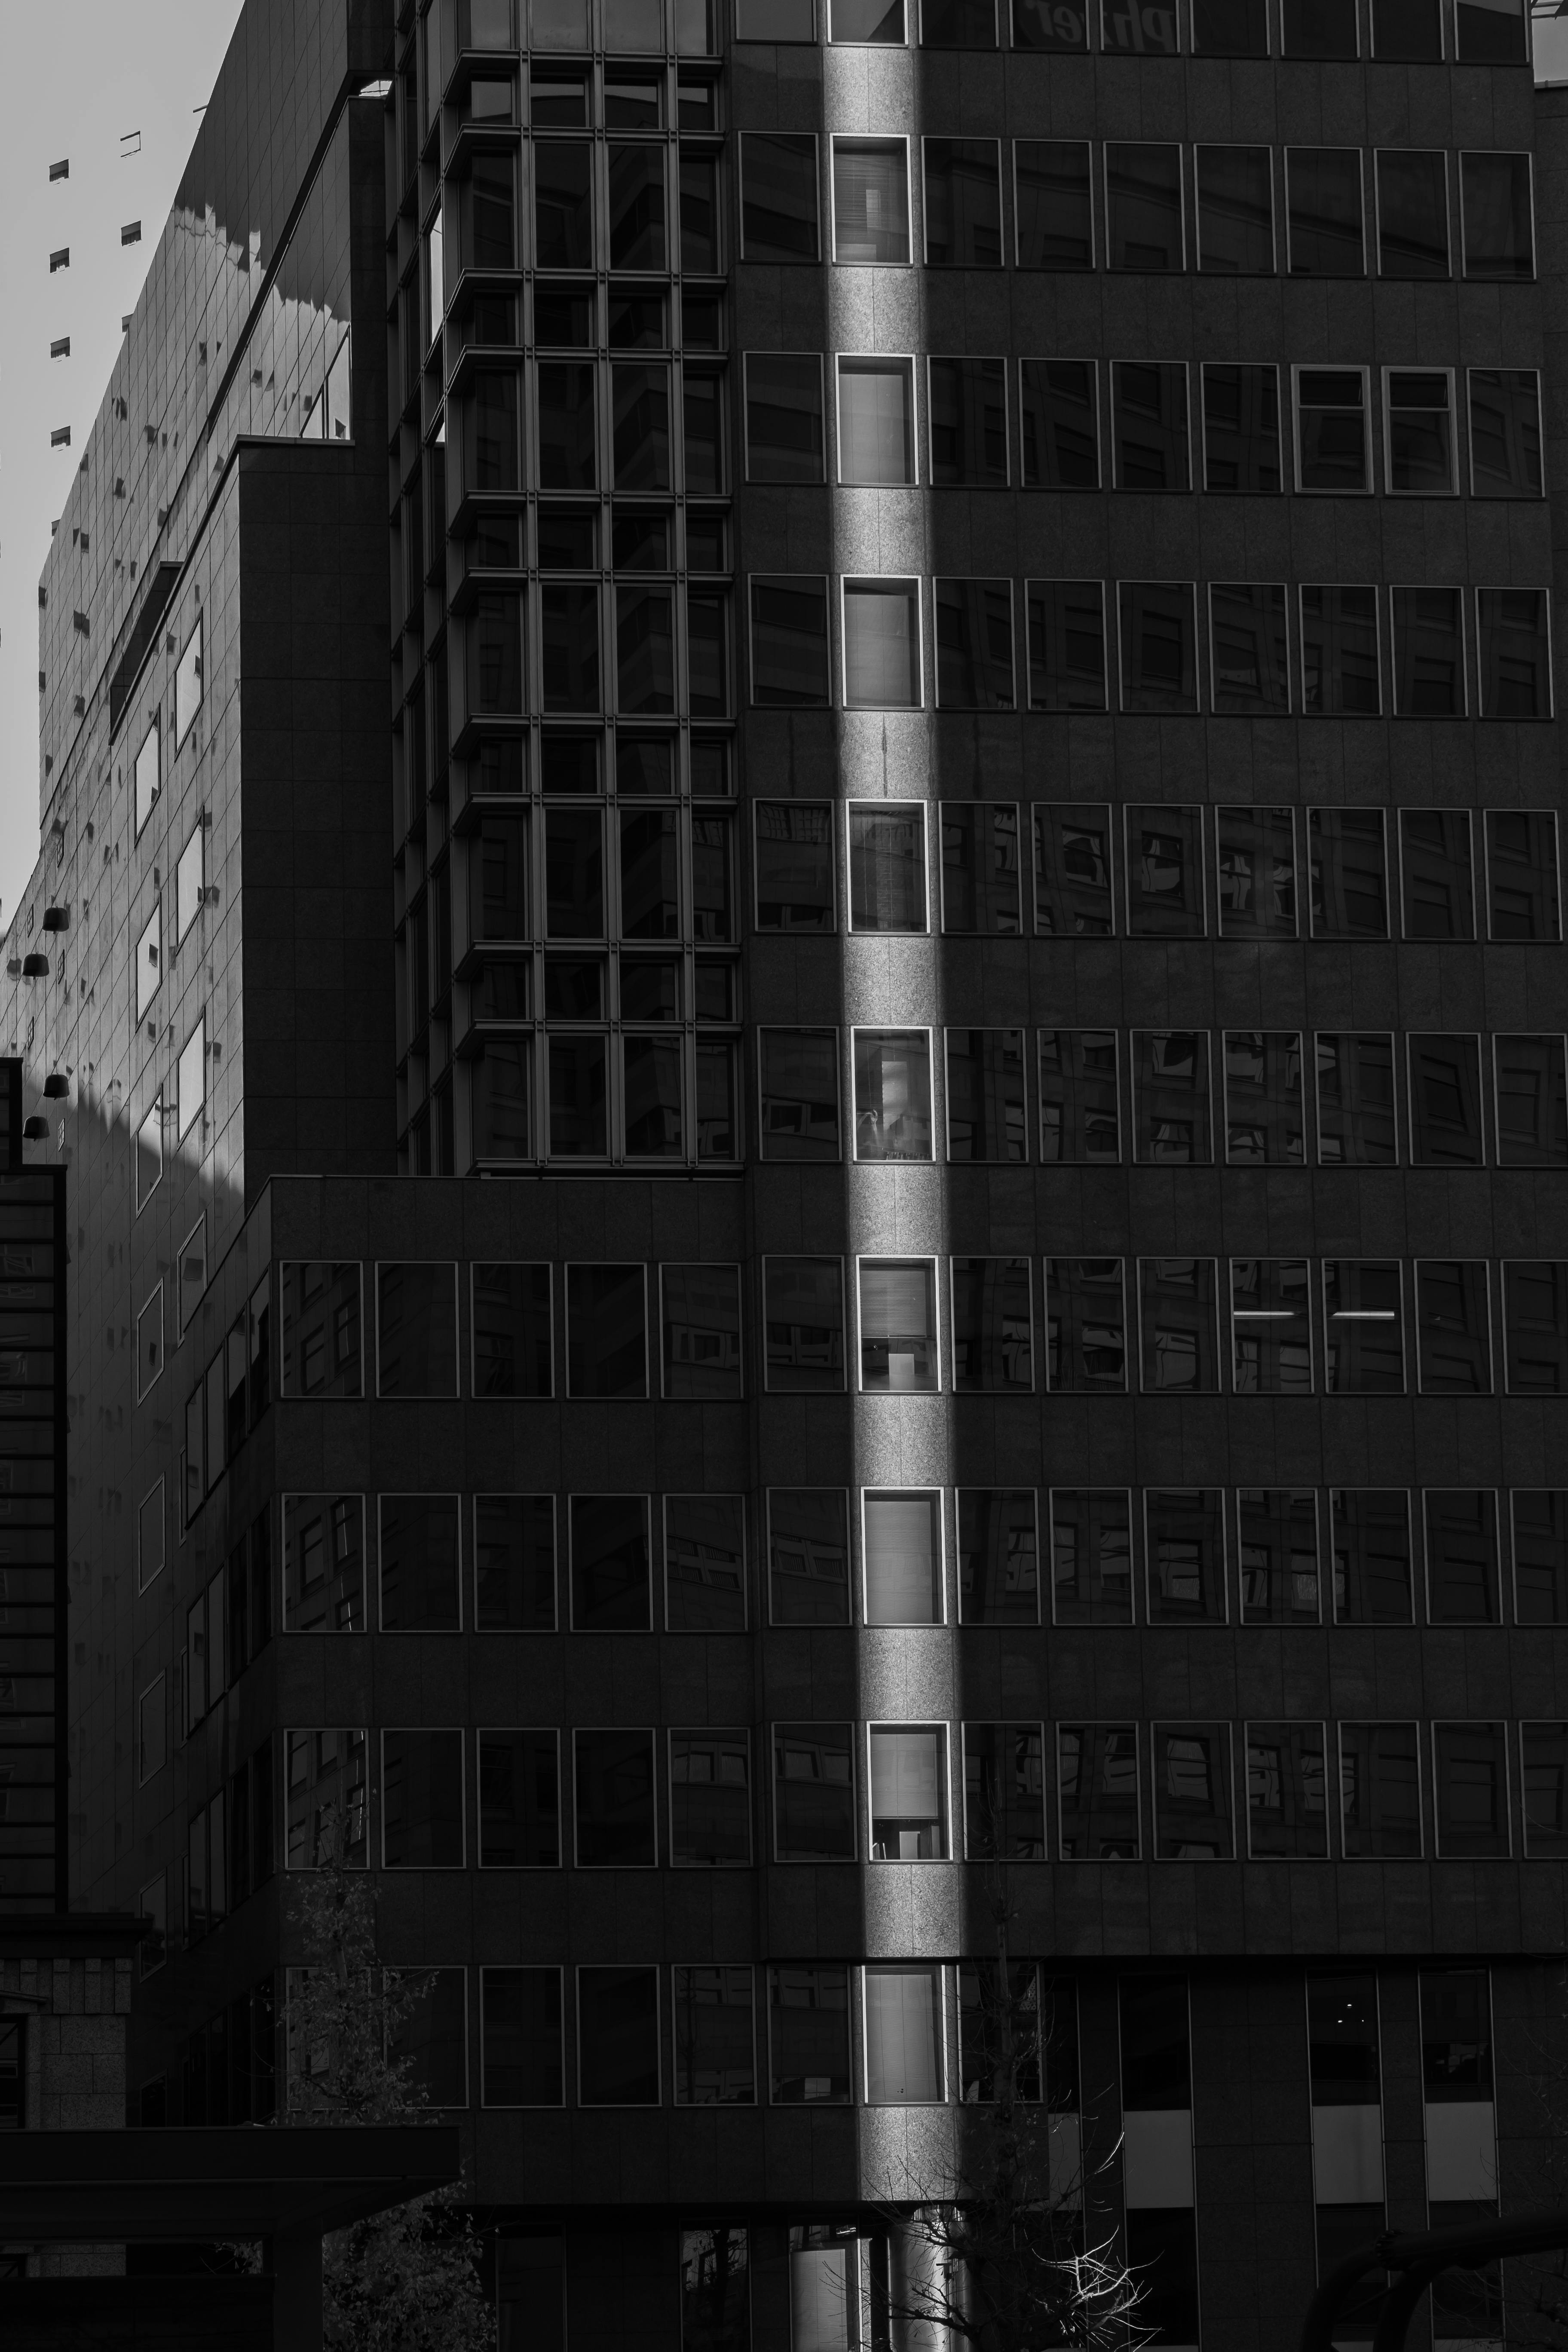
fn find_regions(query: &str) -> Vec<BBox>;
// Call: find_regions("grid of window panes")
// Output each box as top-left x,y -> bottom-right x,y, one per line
391,0 -> 735,1173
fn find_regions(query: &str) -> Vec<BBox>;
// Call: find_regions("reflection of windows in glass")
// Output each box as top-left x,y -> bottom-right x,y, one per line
569,1494 -> 652,1630
1039,1029 -> 1120,1162
1152,1724 -> 1234,1858
842,580 -> 922,707
537,360 -> 597,487
858,1259 -> 937,1392
1323,1259 -> 1405,1392
853,1029 -> 933,1161
616,582 -> 676,712
1477,588 -> 1552,720
774,1725 -> 855,1860
837,356 -> 915,484
1399,808 -> 1473,939
1295,367 -> 1372,491
1376,150 -> 1449,278
573,1728 -> 656,1866
1332,1489 -> 1414,1623
565,1263 -> 647,1397
1431,1724 -> 1509,1859
1424,1489 -> 1501,1623
1301,585 -> 1381,715
1118,582 -> 1198,712
1111,360 -> 1188,490
473,1494 -> 557,1629
540,582 -> 599,711
1014,139 -> 1092,264
377,1263 -> 458,1397
1230,1257 -> 1312,1390
769,1490 -> 850,1625
1522,1723 -> 1568,1856
478,1729 -> 560,1866
769,1964 -> 851,2100
1033,803 -> 1112,934
611,362 -> 672,494
1105,143 -> 1182,269
1310,809 -> 1388,938
754,803 -> 834,933
670,1731 -> 751,1864
1046,1258 -> 1127,1393
547,1035 -> 608,1157
285,1728 -> 368,1868
962,1725 -> 1045,1859
763,1259 -> 845,1393
472,1264 -> 552,1398
864,1964 -> 946,2102
748,576 -> 829,706
1145,1490 -> 1227,1626
1384,368 -> 1455,494
945,1030 -> 1025,1162
1020,359 -> 1097,487
951,1257 -> 1033,1390
869,1725 -> 949,1859
863,1490 -> 942,1625
381,1728 -> 466,1868
1415,1261 -> 1492,1395
1202,363 -> 1282,492
1051,1490 -> 1133,1626
1237,1490 -> 1320,1623
607,143 -> 665,270
283,1495 -> 365,1632
1057,1724 -> 1140,1858
1209,584 -> 1289,713
1408,1033 -> 1484,1167
744,353 -> 823,482
1133,1030 -> 1212,1164
673,1970 -> 756,2106
280,1263 -> 363,1400
1468,369 -> 1543,498
1461,151 -> 1533,280
1486,810 -> 1559,940
740,133 -> 819,260
1218,812 -> 1296,941
1026,580 -> 1107,711
1125,806 -> 1203,935
1195,144 -> 1273,268
1138,1258 -> 1221,1393
758,1027 -> 839,1161
1286,146 -> 1364,271
934,580 -> 1015,708
1504,1263 -> 1568,1395
928,356 -> 1008,487
1246,1723 -> 1327,1858
481,1967 -> 563,2105
956,1489 -> 1039,1623
923,138 -> 1002,265
378,1494 -> 460,1632
831,139 -> 910,263
660,1263 -> 741,1400
578,1965 -> 660,2105
1339,1722 -> 1421,1857
534,143 -> 594,267
941,805 -> 1021,934
665,1495 -> 746,1633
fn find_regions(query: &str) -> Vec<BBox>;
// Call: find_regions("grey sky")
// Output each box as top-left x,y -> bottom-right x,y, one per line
0,0 -> 244,940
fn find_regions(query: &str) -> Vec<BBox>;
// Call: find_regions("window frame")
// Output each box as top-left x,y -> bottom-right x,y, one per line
469,1262 -> 554,1400
1149,1719 -> 1237,1860
1291,362 -> 1373,493
1458,148 -> 1535,283
572,1725 -> 659,1870
828,134 -> 915,267
378,1726 -> 466,1870
478,1963 -> 566,2110
756,1024 -> 843,1165
566,1491 -> 654,1632
135,1283 -> 164,1405
1430,1721 -> 1512,1860
920,135 -> 1004,268
374,1260 -> 461,1399
1465,365 -> 1544,500
1109,356 -> 1191,493
747,573 -> 833,708
1406,1030 -> 1486,1165
1475,586 -> 1554,722
856,1252 -> 942,1394
737,131 -> 822,265
476,1726 -> 562,1868
845,805 -> 930,933
840,577 -> 925,710
1389,585 -> 1468,719
771,1719 -> 858,1862
1381,364 -> 1458,497
1483,810 -> 1560,938
174,613 -> 205,752
1337,1720 -> 1424,1859
1421,1485 -> 1503,1622
1055,1721 -> 1142,1861
377,1490 -> 465,1634
1321,1257 -> 1406,1394
472,1492 -> 559,1632
133,715 -> 161,842
1102,139 -> 1187,273
135,900 -> 162,1026
834,353 -> 919,488
671,1960 -> 758,2105
1011,138 -> 1094,270
575,1962 -> 662,2107
866,1720 -> 953,1862
1283,145 -> 1366,275
861,1961 -> 949,2104
563,1261 -> 650,1400
741,350 -> 827,485
1373,146 -> 1452,280
861,1484 -> 948,1626
765,1486 -> 853,1626
1192,142 -> 1277,274
1242,1718 -> 1330,1861
668,1727 -> 753,1866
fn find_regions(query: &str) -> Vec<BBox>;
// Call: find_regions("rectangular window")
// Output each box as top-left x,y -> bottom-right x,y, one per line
1019,360 -> 1098,487
853,1029 -> 933,1160
928,356 -> 1008,488
1293,367 -> 1370,490
481,1967 -> 563,2106
1415,1261 -> 1492,1396
175,615 -> 204,746
659,1264 -> 741,1401
1126,806 -> 1204,937
773,1724 -> 855,1860
177,1016 -> 206,1138
1286,148 -> 1364,273
956,1489 -> 1040,1624
739,134 -> 820,263
1486,811 -> 1559,940
842,580 -> 922,707
858,1259 -> 937,1393
1372,0 -> 1440,51
1323,1259 -> 1405,1393
1152,1724 -> 1234,1858
478,1729 -> 560,1866
744,353 -> 824,484
749,576 -> 830,706
1468,368 -> 1543,498
134,719 -> 160,839
536,361 -> 597,489
1246,1723 -> 1328,1859
175,827 -> 203,945
1521,1724 -> 1568,1856
863,1489 -> 943,1624
1425,1489 -> 1501,1624
1105,143 -> 1183,270
758,1028 -> 839,1164
951,1257 -> 1033,1391
1026,581 -> 1108,712
1231,1257 -> 1312,1391
1145,1489 -> 1227,1626
864,1964 -> 946,2103
664,1494 -> 747,1635
1045,1258 -> 1127,1394
837,355 -> 915,484
1132,1031 -> 1212,1164
1504,1263 -> 1568,1396
1118,582 -> 1198,713
283,1495 -> 365,1633
672,1970 -> 756,2108
1051,1490 -> 1133,1626
1014,139 -> 1093,266
376,1263 -> 458,1398
1194,145 -> 1274,272
1408,1033 -> 1485,1167
565,1263 -> 648,1398
1432,1724 -> 1509,1859
1111,361 -> 1189,491
754,802 -> 835,936
474,1495 -> 556,1629
1282,0 -> 1356,49
1301,585 -> 1380,716
378,1494 -> 462,1632
285,1728 -> 368,1868
1340,1722 -> 1422,1858
1310,810 -> 1389,938
471,1265 -> 552,1398
769,1965 -> 851,2102
135,1096 -> 163,1212
763,1258 -> 844,1393
1456,0 -> 1525,54
1399,809 -> 1474,940
1033,803 -> 1113,934
569,1494 -> 651,1631
769,1489 -> 850,1625
534,141 -> 594,270
1210,584 -> 1288,712
1477,588 -> 1552,720
923,138 -> 1002,266
1461,151 -> 1533,280
1057,1724 -> 1140,1858
138,1676 -> 166,1785
578,1966 -> 660,2107
670,1730 -> 752,1864
1332,1489 -> 1414,1624
1038,1029 -> 1120,1162
1377,150 -> 1449,278
1237,1489 -> 1320,1623
573,1727 -> 656,1866
1225,1031 -> 1305,1166
869,1724 -> 949,1860
832,138 -> 910,264
1202,363 -> 1282,493
380,1728 -> 465,1868
945,1030 -> 1025,1162
1139,1258 -> 1221,1393
962,1724 -> 1046,1859
940,805 -> 1022,936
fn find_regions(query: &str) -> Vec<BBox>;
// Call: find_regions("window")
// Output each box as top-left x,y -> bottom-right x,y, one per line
1468,369 -> 1542,498
379,1494 -> 461,1631
763,1258 -> 845,1392
1521,1724 -> 1568,1856
1286,148 -> 1364,274
1105,144 -> 1182,271
1231,1258 -> 1312,1391
1310,809 -> 1389,938
923,139 -> 1002,266
1408,1033 -> 1484,1167
1432,1725 -> 1509,1859
1202,364 -> 1282,493
1026,581 -> 1108,711
1282,0 -> 1355,49
1033,805 -> 1113,934
744,354 -> 823,483
471,1264 -> 551,1397
175,828 -> 203,943
1039,1029 -> 1120,1162
473,1495 -> 557,1629
1424,1490 -> 1501,1623
1138,1259 -> 1221,1393
1050,1490 -> 1133,1625
1456,0 -> 1525,55
177,1015 -> 205,1138
758,1028 -> 839,1164
1152,1724 -> 1234,1858
774,1724 -> 855,1859
660,1264 -> 741,1400
739,134 -> 819,262
376,1263 -> 458,1397
578,1966 -> 660,2106
1399,809 -> 1474,939
864,1965 -> 945,2102
1111,361 -> 1189,492
837,356 -> 915,484
858,1259 -> 937,1392
1293,368 -> 1370,491
1477,589 -> 1552,720
177,1215 -> 207,1341
569,1494 -> 652,1630
283,1495 -> 366,1632
478,1729 -> 561,1865
769,1490 -> 850,1624
175,616 -> 204,746
380,1729 -> 465,1868
755,805 -> 834,937
1416,1262 -> 1492,1396
832,139 -> 910,263
863,1489 -> 943,1624
1046,1258 -> 1127,1393
748,576 -> 830,706
1145,1489 -> 1227,1625
1195,146 -> 1274,271
1237,1490 -> 1320,1623
1217,811 -> 1296,943
946,1030 -> 1025,1161
135,1096 -> 163,1211
481,1967 -> 563,2106
963,1725 -> 1046,1859
1390,587 -> 1464,717
1210,585 -> 1289,714
1332,1489 -> 1414,1624
1020,361 -> 1098,488
574,1728 -> 656,1866
665,1495 -> 747,1632
137,1675 -> 166,1785
1118,583 -> 1198,713
1384,369 -> 1456,495
1340,1723 -> 1422,1857
842,580 -> 922,707
279,1263 -> 363,1399
1301,587 -> 1380,716
1246,1724 -> 1328,1859
941,805 -> 1022,936
1133,1031 -> 1211,1163
1504,1264 -> 1568,1395
1461,152 -> 1533,280
1486,811 -> 1559,940
1314,1033 -> 1395,1165
929,356 -> 1008,487
957,1489 -> 1040,1623
134,902 -> 161,1025
138,1480 -> 165,1595
769,1965 -> 851,2101
565,1263 -> 647,1397
950,1258 -> 1032,1390
673,1969 -> 755,2107
853,1030 -> 932,1159
387,1985 -> 472,2113
1014,140 -> 1093,267
869,1726 -> 949,1859
934,582 -> 1014,710
285,1728 -> 368,1869
1323,1259 -> 1405,1393
1372,0 -> 1439,52
1057,1724 -> 1140,1858
1377,150 -> 1449,278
